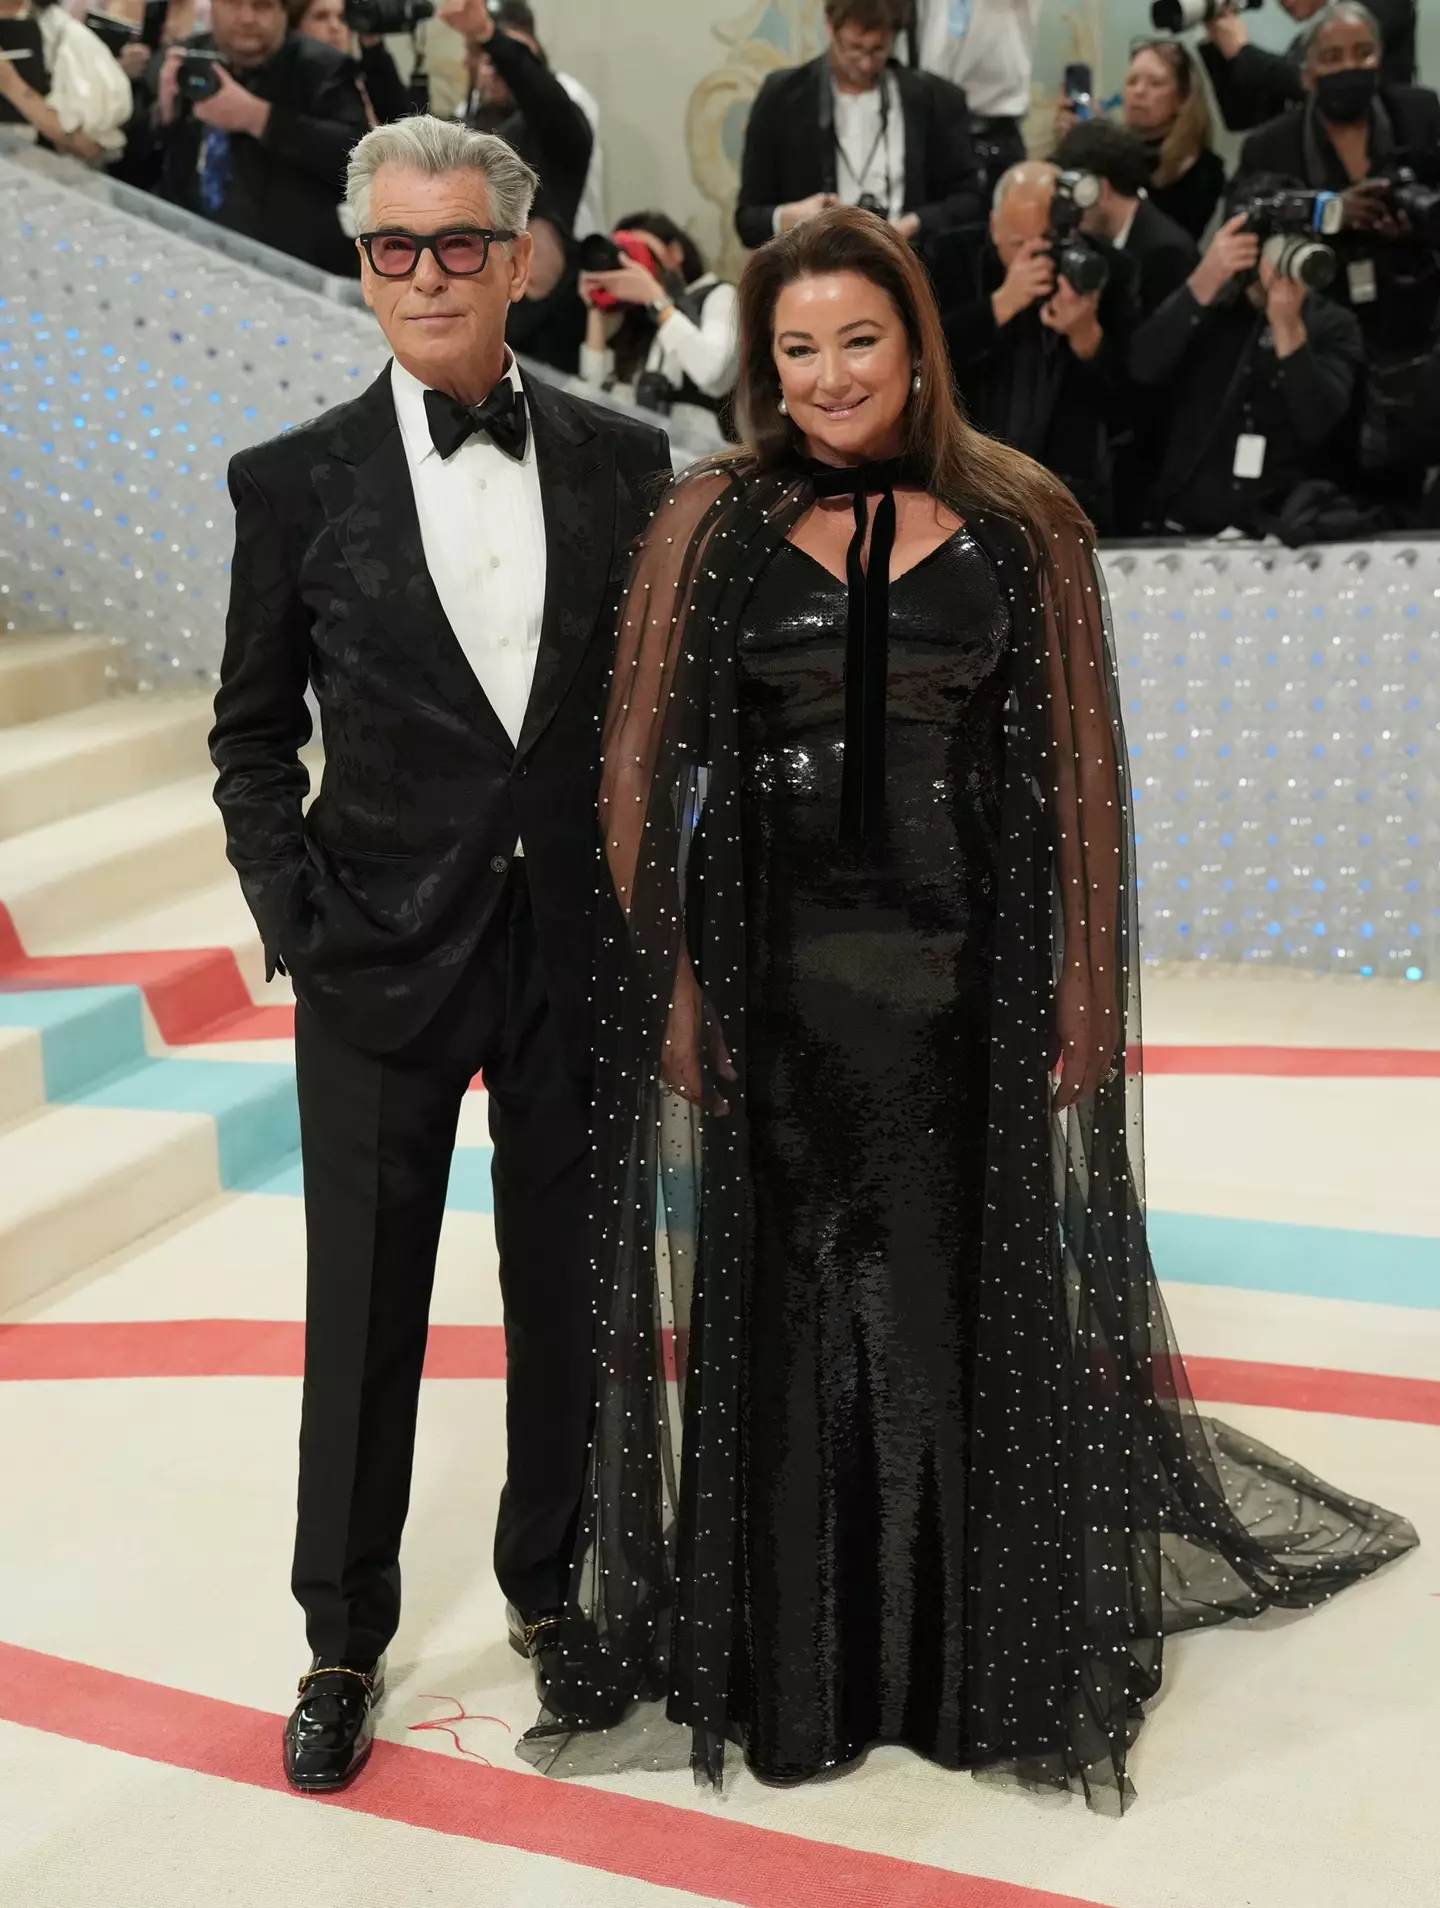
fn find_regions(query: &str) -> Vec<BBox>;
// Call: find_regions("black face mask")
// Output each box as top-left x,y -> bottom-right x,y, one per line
1314,64 -> 1379,125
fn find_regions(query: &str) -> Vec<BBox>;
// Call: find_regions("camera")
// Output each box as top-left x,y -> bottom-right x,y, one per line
85,10 -> 139,59
1046,168 -> 1109,297
578,229 -> 665,310
344,0 -> 434,34
1234,185 -> 1342,286
634,369 -> 675,418
855,192 -> 888,218
1150,0 -> 1261,30
1374,164 -> 1440,246
177,49 -> 224,101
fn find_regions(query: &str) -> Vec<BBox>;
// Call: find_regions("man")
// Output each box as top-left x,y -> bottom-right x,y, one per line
1201,0 -> 1416,135
453,0 -> 601,239
734,0 -> 983,250
914,0 -> 1041,195
209,114 -> 670,1793
1051,119 -> 1199,317
1131,202 -> 1364,535
135,0 -> 368,275
942,160 -> 1140,534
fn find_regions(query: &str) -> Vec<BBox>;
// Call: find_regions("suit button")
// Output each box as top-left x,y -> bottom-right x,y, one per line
490,853 -> 509,874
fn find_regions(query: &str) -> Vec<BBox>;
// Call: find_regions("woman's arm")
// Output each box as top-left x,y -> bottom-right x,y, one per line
0,52 -> 104,160
654,282 -> 739,400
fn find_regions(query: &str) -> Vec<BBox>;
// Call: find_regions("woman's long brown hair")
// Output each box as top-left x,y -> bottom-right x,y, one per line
731,204 -> 1090,545
1130,39 -> 1213,189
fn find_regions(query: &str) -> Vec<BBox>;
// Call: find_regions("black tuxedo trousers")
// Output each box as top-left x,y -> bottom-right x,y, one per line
292,864 -> 590,1658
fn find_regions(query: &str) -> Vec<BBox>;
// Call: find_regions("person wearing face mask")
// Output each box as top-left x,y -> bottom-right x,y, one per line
1236,2 -> 1440,494
1200,0 -> 1416,137
1129,179 -> 1365,536
940,159 -> 1141,534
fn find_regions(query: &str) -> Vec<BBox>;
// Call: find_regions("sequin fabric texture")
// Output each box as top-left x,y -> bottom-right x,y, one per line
734,530 -> 1012,1776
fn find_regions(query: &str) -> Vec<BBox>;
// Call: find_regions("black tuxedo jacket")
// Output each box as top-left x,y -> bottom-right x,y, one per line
734,56 -> 982,250
209,368 -> 671,1066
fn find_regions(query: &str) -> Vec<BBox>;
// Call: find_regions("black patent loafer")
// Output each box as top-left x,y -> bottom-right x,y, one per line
282,1654 -> 385,1793
505,1603 -> 564,1701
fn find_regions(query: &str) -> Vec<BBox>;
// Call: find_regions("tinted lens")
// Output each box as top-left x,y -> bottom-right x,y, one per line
435,231 -> 489,273
370,234 -> 419,275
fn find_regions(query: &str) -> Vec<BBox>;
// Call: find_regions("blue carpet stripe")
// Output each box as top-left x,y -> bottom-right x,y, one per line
1149,1210 -> 1440,1311
243,1145 -> 494,1214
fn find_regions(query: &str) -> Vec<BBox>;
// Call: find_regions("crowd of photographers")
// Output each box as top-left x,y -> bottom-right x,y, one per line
1,0 -> 1438,536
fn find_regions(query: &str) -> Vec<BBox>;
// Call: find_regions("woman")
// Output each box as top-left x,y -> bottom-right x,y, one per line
578,210 -> 739,451
0,0 -> 131,159
521,206 -> 1416,1809
1119,39 -> 1224,241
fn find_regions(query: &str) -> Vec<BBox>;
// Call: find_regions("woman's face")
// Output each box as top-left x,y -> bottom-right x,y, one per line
300,0 -> 350,53
771,270 -> 913,467
1123,48 -> 1181,136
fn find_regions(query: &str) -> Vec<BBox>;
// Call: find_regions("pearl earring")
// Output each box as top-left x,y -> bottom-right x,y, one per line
778,396 -> 788,416
911,369 -> 922,393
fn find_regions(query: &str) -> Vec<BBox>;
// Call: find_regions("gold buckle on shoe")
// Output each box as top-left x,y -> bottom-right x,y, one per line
297,1665 -> 375,1699
523,1616 -> 562,1653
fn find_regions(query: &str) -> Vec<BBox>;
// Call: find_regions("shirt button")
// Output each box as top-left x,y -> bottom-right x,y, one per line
489,554 -> 501,569
490,853 -> 509,874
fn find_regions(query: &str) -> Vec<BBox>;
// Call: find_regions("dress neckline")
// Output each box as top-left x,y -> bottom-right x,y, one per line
779,524 -> 968,591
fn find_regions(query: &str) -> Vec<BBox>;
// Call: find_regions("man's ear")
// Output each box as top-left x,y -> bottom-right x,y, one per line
507,229 -> 535,305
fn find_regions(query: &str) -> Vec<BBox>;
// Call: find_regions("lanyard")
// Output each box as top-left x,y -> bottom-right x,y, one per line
834,76 -> 892,203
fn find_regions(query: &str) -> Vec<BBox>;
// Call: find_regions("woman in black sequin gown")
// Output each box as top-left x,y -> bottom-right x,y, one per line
521,208 -> 1416,1810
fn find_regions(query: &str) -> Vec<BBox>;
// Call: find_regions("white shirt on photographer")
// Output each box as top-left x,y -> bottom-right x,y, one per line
579,277 -> 738,454
916,0 -> 1041,120
771,70 -> 906,237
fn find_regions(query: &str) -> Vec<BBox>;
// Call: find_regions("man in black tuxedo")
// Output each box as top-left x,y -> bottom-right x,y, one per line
734,0 -> 982,251
209,115 -> 670,1792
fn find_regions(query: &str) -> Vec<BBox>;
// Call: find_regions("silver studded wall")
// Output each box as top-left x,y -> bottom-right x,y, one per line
1,152 -> 1435,979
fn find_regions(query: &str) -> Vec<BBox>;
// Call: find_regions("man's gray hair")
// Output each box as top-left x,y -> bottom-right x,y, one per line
1301,1 -> 1381,59
345,116 -> 539,234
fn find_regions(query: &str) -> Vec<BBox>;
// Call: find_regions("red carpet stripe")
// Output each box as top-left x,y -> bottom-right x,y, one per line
0,1321 -> 1435,1423
1143,1044 -> 1440,1078
0,1642 -> 1110,1908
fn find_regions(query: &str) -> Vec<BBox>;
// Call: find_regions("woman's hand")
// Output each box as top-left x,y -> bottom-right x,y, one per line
662,955 -> 737,1114
1052,960 -> 1120,1112
580,259 -> 666,311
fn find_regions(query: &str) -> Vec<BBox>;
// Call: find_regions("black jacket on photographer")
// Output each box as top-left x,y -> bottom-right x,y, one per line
1237,84 -> 1440,364
1200,0 -> 1416,135
461,25 -> 592,236
941,237 -> 1140,536
130,31 -> 367,277
350,37 -> 410,125
1131,274 -> 1364,534
734,54 -> 984,250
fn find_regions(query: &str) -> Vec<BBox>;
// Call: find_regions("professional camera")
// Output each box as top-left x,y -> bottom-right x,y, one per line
1373,164 -> 1440,246
578,229 -> 667,309
177,49 -> 224,102
1046,167 -> 1109,297
855,192 -> 887,218
1150,0 -> 1261,30
344,0 -> 433,34
1234,185 -> 1343,287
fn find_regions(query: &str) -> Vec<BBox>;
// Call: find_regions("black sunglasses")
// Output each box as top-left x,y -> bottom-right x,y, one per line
357,226 -> 518,278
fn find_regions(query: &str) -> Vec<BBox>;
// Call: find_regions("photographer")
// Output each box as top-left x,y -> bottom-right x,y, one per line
1200,0 -> 1416,136
130,0 -> 367,273
941,159 -> 1141,533
286,0 -> 408,126
0,0 -> 132,159
735,0 -> 983,250
577,212 -> 739,450
444,0 -> 595,239
1051,119 -> 1199,313
1131,193 -> 1364,534
1236,2 -> 1440,488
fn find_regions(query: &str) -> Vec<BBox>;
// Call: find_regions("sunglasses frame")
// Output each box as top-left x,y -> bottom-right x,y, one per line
357,226 -> 519,278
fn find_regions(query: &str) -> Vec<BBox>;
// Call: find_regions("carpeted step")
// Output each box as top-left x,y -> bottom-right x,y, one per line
0,694 -> 216,840
0,634 -> 115,728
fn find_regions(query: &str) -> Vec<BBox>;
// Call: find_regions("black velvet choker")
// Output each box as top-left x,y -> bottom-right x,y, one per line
802,456 -> 927,841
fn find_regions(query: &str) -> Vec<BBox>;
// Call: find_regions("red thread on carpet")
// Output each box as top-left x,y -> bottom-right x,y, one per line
0,1642 -> 1114,1908
408,1693 -> 510,1765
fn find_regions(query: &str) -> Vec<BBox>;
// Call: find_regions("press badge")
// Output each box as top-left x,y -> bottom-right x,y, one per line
1233,433 -> 1267,479
1347,258 -> 1378,304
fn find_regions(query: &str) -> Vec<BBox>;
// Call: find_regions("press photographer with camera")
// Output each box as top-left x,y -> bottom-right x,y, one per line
1130,180 -> 1365,535
286,0 -> 409,126
0,0 -> 131,159
576,212 -> 738,450
129,0 -> 367,272
1236,2 -> 1440,492
734,0 -> 983,251
1193,0 -> 1416,136
941,160 -> 1141,533
1051,119 -> 1200,314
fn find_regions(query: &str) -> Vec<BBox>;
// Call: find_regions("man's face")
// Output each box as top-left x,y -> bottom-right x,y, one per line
827,20 -> 893,93
991,177 -> 1054,267
359,164 -> 533,396
299,0 -> 349,55
211,0 -> 287,67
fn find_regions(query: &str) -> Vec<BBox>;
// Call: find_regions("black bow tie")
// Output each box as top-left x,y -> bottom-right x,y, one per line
424,380 -> 529,462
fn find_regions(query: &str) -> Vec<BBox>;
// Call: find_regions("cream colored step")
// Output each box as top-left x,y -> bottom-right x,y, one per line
0,634 -> 115,728
53,878 -> 294,1007
0,693 -> 215,841
0,1102 -> 219,1312
0,771 -> 226,948
0,1024 -> 44,1129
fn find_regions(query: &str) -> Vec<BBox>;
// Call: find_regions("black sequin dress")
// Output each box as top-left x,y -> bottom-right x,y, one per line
734,531 -> 1010,1776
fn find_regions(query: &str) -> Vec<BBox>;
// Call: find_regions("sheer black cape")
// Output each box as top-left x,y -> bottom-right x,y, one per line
517,460 -> 1418,1810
